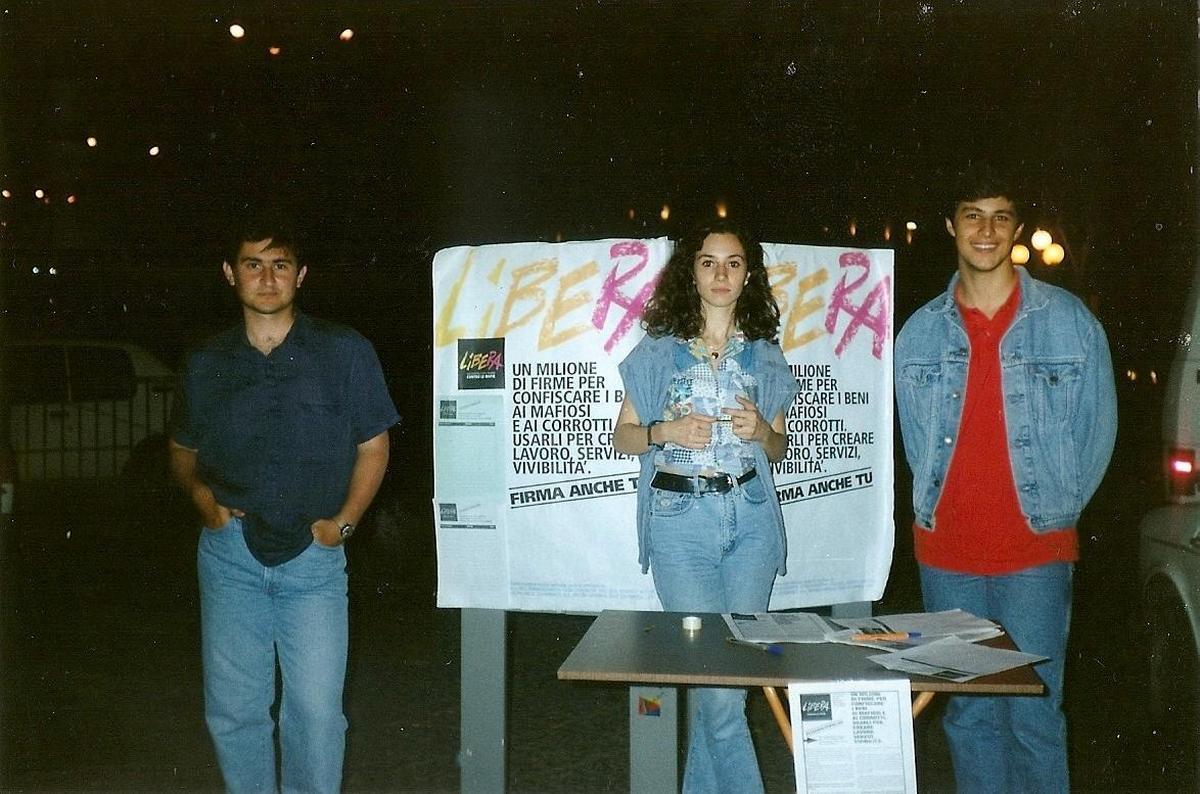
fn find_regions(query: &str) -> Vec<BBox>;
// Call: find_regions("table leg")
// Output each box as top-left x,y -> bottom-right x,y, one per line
763,686 -> 937,754
911,691 -> 936,719
761,686 -> 793,752
629,686 -> 678,793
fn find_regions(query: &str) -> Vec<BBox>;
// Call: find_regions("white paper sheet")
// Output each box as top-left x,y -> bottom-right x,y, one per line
789,678 -> 917,793
723,611 -> 835,644
868,637 -> 1047,683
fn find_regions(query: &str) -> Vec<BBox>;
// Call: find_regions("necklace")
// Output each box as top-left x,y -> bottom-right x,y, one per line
703,318 -> 736,361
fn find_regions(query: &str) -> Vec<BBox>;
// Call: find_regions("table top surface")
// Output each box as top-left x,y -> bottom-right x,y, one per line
557,610 -> 1045,694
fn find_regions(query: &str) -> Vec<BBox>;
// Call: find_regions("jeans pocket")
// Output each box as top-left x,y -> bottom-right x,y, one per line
650,488 -> 694,518
202,515 -> 237,534
739,473 -> 769,505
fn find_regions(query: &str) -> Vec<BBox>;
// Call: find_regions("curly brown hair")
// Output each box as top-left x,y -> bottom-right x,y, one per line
641,217 -> 781,342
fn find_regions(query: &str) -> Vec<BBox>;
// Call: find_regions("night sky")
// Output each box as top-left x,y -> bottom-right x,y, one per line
1,1 -> 1195,361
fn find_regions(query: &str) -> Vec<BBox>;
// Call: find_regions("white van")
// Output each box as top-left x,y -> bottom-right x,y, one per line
3,339 -> 175,493
1138,286 -> 1200,782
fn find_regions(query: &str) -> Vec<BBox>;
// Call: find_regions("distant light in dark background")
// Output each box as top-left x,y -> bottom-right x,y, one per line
0,1 -> 1194,365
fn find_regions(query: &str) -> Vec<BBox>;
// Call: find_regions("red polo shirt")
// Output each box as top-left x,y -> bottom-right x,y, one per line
914,283 -> 1078,574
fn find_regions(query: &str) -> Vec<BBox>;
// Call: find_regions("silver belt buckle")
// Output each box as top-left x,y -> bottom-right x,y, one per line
711,473 -> 734,493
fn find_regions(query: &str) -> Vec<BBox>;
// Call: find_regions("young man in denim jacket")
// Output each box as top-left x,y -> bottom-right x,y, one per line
894,165 -> 1116,793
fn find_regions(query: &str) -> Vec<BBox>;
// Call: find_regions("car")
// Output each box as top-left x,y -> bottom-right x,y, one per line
3,338 -> 176,512
1139,313 -> 1200,785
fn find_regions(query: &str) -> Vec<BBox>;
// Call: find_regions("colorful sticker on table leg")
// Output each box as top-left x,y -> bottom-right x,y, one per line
637,697 -> 661,716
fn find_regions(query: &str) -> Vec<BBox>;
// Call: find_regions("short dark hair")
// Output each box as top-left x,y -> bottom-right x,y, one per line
225,210 -> 302,266
947,161 -> 1024,223
641,216 -> 782,342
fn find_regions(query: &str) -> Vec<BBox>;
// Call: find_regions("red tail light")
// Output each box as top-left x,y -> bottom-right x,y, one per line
1168,447 -> 1198,499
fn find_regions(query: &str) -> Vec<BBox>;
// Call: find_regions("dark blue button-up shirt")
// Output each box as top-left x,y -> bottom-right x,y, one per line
174,313 -> 399,566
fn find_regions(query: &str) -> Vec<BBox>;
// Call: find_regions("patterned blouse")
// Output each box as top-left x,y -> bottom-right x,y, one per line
654,333 -> 759,476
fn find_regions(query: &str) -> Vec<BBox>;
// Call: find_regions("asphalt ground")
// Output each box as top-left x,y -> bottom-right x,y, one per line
0,472 -> 1189,792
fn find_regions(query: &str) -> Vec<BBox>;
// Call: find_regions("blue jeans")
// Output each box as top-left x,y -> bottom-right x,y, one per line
648,474 -> 781,794
919,562 -> 1072,794
198,517 -> 349,794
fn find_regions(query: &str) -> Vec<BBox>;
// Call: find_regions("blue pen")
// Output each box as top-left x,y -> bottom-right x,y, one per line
725,637 -> 784,656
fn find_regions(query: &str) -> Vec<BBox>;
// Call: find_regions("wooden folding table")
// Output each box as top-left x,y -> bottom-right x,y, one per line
558,610 -> 1044,792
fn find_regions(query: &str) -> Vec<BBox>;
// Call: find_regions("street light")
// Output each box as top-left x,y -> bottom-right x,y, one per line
1042,243 -> 1065,266
1031,228 -> 1052,251
1011,244 -> 1031,265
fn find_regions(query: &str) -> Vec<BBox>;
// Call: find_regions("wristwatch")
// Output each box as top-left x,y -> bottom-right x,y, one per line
338,522 -> 356,541
647,420 -> 664,449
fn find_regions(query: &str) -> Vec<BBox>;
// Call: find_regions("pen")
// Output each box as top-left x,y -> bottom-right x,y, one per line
850,631 -> 921,642
803,719 -> 844,741
725,637 -> 784,656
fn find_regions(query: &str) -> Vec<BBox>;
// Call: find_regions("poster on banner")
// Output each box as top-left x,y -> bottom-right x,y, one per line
788,679 -> 918,793
431,237 -> 893,612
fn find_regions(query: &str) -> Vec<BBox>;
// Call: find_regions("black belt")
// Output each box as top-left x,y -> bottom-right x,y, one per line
651,469 -> 757,495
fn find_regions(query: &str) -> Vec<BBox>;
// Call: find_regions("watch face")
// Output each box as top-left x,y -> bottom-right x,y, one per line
339,523 -> 355,539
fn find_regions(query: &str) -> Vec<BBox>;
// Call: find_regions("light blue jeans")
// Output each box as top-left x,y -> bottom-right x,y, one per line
648,473 -> 781,794
198,517 -> 349,794
919,562 -> 1072,794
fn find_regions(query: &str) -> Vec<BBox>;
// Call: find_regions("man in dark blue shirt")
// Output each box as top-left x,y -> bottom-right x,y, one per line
170,213 -> 398,794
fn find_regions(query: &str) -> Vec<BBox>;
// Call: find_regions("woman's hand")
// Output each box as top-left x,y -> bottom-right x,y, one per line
725,395 -> 768,442
726,396 -> 789,463
663,412 -> 718,450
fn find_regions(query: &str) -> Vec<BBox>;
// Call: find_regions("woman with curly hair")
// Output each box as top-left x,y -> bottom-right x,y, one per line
613,217 -> 798,792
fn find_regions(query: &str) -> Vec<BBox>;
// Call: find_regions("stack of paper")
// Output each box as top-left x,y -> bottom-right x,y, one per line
723,611 -> 835,644
868,637 -> 1047,683
723,609 -> 1000,649
721,609 -> 1044,682
823,609 -> 1003,650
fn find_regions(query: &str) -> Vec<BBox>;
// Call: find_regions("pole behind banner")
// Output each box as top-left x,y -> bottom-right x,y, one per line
460,608 -> 507,792
629,686 -> 678,792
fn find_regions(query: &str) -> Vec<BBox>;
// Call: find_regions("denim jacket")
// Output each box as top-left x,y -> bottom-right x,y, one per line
618,334 -> 799,574
895,266 -> 1117,533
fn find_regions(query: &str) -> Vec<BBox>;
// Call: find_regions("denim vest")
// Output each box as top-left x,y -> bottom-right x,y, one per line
895,266 -> 1117,533
618,334 -> 799,574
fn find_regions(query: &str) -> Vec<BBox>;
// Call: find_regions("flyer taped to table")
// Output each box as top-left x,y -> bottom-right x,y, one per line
789,678 -> 917,793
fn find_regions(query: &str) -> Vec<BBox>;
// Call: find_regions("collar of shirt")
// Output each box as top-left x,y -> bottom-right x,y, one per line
956,281 -> 1021,337
683,330 -> 747,362
212,311 -> 314,357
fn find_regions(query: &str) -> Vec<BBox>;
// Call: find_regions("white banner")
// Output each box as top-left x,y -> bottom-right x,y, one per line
432,237 -> 894,612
